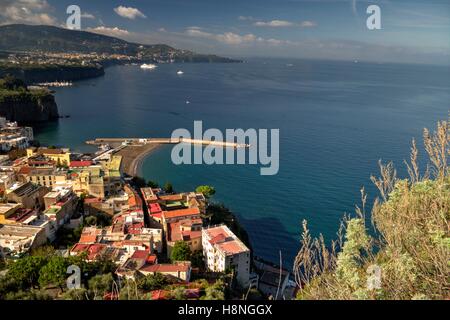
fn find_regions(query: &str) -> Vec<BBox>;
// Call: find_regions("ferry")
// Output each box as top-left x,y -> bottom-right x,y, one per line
177,70 -> 184,75
140,63 -> 157,70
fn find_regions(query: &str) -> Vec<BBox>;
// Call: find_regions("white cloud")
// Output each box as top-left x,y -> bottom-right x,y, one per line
113,6 -> 146,20
254,19 -> 317,28
300,21 -> 317,27
185,27 -> 295,46
254,20 -> 294,27
0,0 -> 57,25
81,12 -> 96,20
86,26 -> 130,38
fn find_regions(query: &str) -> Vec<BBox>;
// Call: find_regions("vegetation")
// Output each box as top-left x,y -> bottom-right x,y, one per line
137,273 -> 168,291
171,241 -> 192,262
163,182 -> 174,194
294,119 -> 450,300
196,185 -> 216,198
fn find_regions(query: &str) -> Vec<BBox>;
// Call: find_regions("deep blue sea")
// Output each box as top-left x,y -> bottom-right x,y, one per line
34,59 -> 450,267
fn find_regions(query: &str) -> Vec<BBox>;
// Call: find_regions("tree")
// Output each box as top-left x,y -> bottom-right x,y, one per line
171,241 -> 191,262
196,185 -> 216,198
7,255 -> 47,289
170,286 -> 187,300
202,280 -> 225,300
190,250 -> 204,269
88,274 -> 114,299
147,180 -> 159,188
0,74 -> 26,90
137,273 -> 168,291
163,182 -> 174,193
38,256 -> 69,291
84,215 -> 97,226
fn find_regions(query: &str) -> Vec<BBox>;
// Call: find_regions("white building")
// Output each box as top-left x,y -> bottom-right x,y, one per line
202,224 -> 251,287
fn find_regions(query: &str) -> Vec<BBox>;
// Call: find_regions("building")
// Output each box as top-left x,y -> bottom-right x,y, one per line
161,207 -> 201,232
0,223 -> 47,256
0,203 -> 22,224
5,181 -> 48,209
0,117 -> 33,151
166,217 -> 202,258
202,225 -> 251,287
26,168 -> 68,188
26,147 -> 71,167
43,187 -> 78,228
139,261 -> 192,282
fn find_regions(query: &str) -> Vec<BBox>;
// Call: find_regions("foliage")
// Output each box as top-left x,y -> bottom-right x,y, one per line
62,288 -> 89,300
7,255 -> 47,289
171,241 -> 191,262
196,185 -> 216,198
202,280 -> 225,300
38,256 -> 69,290
294,119 -> 450,300
88,273 -> 114,300
137,273 -> 168,291
163,182 -> 174,193
170,286 -> 187,300
190,250 -> 205,269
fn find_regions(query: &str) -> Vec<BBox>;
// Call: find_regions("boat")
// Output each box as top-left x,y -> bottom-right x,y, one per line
140,63 -> 157,70
177,70 -> 184,75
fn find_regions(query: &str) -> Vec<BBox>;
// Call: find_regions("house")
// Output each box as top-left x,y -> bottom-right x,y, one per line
0,223 -> 47,256
166,217 -> 202,258
139,261 -> 192,282
26,147 -> 71,167
202,225 -> 251,287
5,181 -> 48,209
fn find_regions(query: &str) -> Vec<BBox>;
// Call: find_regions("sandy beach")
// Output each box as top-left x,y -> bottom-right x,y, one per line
116,143 -> 161,177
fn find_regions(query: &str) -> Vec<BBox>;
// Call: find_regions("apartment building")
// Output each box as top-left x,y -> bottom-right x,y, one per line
202,224 -> 251,287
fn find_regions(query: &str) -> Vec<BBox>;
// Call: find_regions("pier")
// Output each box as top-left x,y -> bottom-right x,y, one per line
86,137 -> 250,148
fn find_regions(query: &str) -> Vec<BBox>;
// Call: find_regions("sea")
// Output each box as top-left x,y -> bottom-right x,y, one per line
34,58 -> 450,267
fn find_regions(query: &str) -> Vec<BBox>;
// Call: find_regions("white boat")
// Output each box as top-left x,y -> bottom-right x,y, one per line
140,63 -> 157,69
177,70 -> 184,75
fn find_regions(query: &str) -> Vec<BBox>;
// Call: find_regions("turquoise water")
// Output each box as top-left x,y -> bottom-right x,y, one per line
34,59 -> 450,267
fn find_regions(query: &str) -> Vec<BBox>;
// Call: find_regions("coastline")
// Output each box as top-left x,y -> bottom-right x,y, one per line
117,143 -> 161,177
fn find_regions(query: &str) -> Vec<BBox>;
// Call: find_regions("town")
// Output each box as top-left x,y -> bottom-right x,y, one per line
0,119 -> 295,300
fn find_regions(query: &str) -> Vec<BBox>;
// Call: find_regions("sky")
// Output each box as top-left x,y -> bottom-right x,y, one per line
0,0 -> 449,64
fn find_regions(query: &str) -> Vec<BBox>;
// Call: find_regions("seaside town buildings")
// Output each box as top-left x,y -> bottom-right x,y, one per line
0,141 -> 263,298
0,117 -> 33,152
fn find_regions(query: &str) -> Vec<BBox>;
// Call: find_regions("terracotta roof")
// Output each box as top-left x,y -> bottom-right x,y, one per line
70,160 -> 93,167
140,263 -> 190,273
163,207 -> 200,220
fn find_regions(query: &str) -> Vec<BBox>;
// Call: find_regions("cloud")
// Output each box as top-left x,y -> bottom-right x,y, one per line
86,26 -> 130,38
254,19 -> 317,28
254,20 -> 294,27
113,6 -> 146,20
0,0 -> 57,25
81,12 -> 96,20
185,27 -> 296,46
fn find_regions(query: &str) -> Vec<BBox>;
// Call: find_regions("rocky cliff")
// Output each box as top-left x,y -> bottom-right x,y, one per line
0,90 -> 59,123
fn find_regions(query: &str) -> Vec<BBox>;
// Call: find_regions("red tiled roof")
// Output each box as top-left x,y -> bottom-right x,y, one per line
18,166 -> 31,175
149,203 -> 162,213
209,233 -> 227,245
163,207 -> 200,220
79,234 -> 97,243
130,249 -> 149,260
140,263 -> 190,273
70,160 -> 93,167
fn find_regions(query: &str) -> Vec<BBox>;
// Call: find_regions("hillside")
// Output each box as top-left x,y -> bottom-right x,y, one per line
0,24 -> 239,63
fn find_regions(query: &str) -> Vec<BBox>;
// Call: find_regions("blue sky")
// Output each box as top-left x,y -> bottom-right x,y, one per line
1,0 -> 449,64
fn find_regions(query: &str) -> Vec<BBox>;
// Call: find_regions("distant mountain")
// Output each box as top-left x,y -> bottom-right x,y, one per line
0,24 -> 239,63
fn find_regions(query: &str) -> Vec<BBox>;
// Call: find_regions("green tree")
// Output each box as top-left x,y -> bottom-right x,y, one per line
84,215 -> 97,226
88,273 -> 114,299
171,241 -> 191,262
171,286 -> 187,300
7,255 -> 47,289
202,280 -> 225,300
190,250 -> 204,269
38,256 -> 69,291
147,180 -> 159,188
163,182 -> 174,193
137,273 -> 168,291
196,185 -> 216,198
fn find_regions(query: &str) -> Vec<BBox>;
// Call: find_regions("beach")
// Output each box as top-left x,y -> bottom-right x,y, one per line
117,143 -> 161,177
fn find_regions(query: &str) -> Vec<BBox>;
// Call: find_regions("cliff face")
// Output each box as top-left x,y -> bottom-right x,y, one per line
0,92 -> 59,123
0,65 -> 104,84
